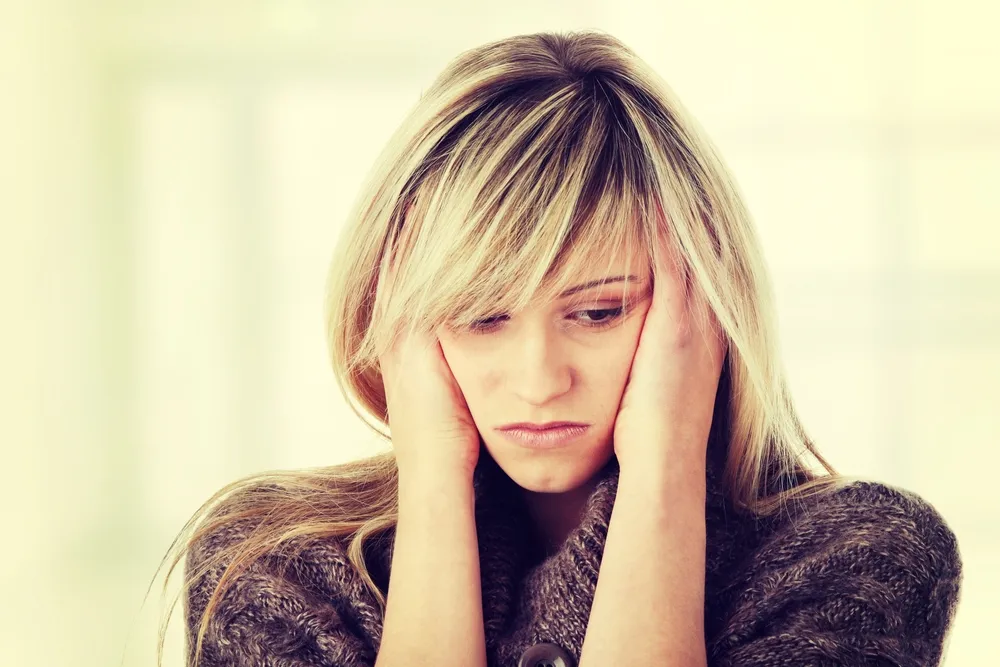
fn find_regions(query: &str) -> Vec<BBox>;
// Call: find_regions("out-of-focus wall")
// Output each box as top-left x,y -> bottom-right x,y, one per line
2,1 -> 996,665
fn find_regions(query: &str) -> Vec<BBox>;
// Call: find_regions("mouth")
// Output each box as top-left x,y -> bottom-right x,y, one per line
494,423 -> 591,449
497,421 -> 589,431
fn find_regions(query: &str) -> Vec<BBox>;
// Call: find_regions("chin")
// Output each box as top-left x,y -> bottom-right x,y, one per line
487,443 -> 614,493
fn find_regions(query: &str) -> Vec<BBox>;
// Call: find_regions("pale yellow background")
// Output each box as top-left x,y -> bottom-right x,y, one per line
2,1 -> 997,665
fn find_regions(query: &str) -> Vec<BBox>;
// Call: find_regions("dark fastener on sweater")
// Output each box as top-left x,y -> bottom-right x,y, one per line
518,642 -> 575,667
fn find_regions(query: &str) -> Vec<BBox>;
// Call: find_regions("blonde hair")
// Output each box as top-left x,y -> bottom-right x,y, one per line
154,29 -> 856,667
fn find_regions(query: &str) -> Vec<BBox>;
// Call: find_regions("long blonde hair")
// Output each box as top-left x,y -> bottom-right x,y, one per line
154,29 -> 854,667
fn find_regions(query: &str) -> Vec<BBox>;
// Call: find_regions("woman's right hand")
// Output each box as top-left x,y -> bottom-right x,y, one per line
379,323 -> 482,484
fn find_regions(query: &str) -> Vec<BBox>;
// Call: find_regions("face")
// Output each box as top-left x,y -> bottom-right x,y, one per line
436,248 -> 653,493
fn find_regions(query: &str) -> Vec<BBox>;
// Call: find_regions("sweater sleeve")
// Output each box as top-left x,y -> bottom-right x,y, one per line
708,481 -> 963,667
183,514 -> 381,667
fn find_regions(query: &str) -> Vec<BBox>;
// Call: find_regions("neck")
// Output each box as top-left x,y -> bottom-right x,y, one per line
520,473 -> 602,560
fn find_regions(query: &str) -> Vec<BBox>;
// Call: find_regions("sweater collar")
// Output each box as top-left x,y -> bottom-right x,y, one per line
470,444 -> 737,665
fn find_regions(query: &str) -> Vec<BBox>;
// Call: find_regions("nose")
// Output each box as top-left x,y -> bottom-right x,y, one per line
508,325 -> 572,405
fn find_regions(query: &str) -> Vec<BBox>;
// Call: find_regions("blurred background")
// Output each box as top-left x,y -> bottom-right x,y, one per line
2,1 -> 997,665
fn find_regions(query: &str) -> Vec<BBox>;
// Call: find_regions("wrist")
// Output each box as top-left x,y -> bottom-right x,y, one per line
619,454 -> 707,499
397,464 -> 476,500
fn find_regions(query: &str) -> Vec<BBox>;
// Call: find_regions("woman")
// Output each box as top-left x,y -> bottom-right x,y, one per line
159,30 -> 962,667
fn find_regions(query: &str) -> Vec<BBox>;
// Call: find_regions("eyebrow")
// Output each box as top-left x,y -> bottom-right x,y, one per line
558,275 -> 643,298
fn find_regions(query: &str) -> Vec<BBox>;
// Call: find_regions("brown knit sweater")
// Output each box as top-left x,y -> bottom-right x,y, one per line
184,448 -> 963,667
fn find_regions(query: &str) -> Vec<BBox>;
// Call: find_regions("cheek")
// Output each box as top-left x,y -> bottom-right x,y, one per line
434,329 -> 500,418
435,329 -> 478,387
576,321 -> 645,400
613,340 -> 640,379
600,328 -> 643,389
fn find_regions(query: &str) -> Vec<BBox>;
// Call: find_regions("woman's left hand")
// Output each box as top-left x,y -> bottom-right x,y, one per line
612,231 -> 727,475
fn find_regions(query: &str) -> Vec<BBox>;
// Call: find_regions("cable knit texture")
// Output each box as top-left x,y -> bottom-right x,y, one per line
184,445 -> 963,667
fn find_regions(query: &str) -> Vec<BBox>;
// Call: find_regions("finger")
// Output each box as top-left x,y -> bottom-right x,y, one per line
651,231 -> 682,305
690,285 -> 726,365
655,229 -> 724,355
651,230 -> 693,336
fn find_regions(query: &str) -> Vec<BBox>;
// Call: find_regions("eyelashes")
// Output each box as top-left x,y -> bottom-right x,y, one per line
467,304 -> 628,335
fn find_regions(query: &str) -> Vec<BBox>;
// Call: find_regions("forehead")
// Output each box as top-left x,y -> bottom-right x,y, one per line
567,238 -> 650,278
531,244 -> 649,303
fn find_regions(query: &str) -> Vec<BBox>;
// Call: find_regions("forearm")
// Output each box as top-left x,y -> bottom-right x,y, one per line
579,455 -> 708,667
376,470 -> 487,667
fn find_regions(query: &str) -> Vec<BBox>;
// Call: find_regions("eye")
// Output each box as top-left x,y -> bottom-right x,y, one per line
468,305 -> 627,334
470,314 -> 507,330
576,306 -> 625,327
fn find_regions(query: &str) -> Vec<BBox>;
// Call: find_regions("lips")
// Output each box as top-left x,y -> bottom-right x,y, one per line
495,423 -> 591,449
498,421 -> 589,431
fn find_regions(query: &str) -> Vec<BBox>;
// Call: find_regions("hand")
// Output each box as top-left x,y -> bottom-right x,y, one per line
612,231 -> 727,475
379,322 -> 482,484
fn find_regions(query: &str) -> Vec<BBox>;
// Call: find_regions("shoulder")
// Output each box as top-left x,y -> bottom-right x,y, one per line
184,482 -> 382,667
710,478 -> 963,667
762,479 -> 961,571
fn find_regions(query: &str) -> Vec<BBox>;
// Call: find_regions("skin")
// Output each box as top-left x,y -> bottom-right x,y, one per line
435,246 -> 654,557
579,230 -> 724,666
394,228 -> 723,664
